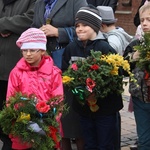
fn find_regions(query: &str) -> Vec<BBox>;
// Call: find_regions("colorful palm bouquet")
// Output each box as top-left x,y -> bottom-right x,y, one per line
63,50 -> 134,112
133,32 -> 150,102
134,32 -> 150,76
0,92 -> 64,150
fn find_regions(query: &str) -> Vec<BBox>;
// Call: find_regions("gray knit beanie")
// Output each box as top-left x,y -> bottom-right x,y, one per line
75,5 -> 102,34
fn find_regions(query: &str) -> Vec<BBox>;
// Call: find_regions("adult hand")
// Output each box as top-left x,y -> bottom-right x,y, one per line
40,24 -> 58,37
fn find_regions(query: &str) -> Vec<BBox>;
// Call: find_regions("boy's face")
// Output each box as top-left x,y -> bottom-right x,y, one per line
21,49 -> 45,66
140,10 -> 150,32
75,23 -> 97,41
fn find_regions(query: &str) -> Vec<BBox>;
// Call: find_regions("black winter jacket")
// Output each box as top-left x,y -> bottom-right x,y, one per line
62,38 -> 123,117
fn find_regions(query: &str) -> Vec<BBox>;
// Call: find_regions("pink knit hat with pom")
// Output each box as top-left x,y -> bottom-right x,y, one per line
16,28 -> 47,50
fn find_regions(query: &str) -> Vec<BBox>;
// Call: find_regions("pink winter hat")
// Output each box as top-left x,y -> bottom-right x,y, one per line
16,28 -> 47,50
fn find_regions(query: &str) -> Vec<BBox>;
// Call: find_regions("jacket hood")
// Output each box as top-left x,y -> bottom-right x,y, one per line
115,27 -> 133,42
16,55 -> 60,74
104,27 -> 133,51
95,31 -> 105,40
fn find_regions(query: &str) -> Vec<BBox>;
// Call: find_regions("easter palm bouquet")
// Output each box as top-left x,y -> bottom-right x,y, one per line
63,50 -> 133,112
134,32 -> 150,77
133,32 -> 150,102
0,92 -> 64,150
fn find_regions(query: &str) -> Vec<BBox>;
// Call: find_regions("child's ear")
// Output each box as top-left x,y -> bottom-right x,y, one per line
41,50 -> 46,55
101,24 -> 105,28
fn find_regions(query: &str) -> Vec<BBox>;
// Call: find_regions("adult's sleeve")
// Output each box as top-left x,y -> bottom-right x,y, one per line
0,0 -> 36,35
58,0 -> 88,43
107,0 -> 118,12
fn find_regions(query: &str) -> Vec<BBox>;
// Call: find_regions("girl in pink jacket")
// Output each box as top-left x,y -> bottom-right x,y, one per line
6,28 -> 63,150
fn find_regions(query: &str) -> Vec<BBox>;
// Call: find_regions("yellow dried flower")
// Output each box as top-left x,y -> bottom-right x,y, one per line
16,112 -> 31,122
62,76 -> 74,84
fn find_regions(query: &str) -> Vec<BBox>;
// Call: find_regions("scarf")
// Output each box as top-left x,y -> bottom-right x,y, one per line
44,0 -> 57,20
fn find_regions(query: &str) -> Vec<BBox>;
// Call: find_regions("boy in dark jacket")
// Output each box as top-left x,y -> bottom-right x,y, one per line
62,5 -> 123,149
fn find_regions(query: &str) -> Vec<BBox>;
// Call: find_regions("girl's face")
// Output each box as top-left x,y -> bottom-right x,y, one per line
21,49 -> 45,66
140,10 -> 150,32
75,23 -> 97,41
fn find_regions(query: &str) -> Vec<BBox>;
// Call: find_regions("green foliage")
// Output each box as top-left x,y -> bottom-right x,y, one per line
0,92 -> 65,150
134,32 -> 150,73
63,50 -> 132,100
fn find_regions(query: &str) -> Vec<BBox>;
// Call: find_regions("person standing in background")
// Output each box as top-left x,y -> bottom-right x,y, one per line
31,0 -> 88,149
124,3 -> 150,150
0,0 -> 36,150
97,6 -> 133,56
86,0 -> 118,12
32,0 -> 87,56
135,0 -> 150,39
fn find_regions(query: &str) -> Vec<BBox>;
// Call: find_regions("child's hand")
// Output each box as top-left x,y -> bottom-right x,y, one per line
132,51 -> 140,60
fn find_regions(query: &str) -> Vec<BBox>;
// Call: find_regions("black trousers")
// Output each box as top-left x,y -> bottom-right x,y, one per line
0,80 -> 12,150
114,112 -> 121,150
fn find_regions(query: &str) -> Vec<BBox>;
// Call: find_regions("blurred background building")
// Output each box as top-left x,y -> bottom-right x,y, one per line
115,0 -> 141,35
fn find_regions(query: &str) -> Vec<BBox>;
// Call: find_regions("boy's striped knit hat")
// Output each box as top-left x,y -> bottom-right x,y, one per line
75,5 -> 102,34
16,28 -> 47,50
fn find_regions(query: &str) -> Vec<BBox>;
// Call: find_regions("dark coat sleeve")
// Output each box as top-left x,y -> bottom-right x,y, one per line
0,0 -> 36,34
95,40 -> 116,54
106,0 -> 118,12
123,39 -> 139,73
87,0 -> 118,12
62,43 -> 72,71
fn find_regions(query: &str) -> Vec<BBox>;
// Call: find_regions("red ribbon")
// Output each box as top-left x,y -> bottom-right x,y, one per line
48,126 -> 60,148
144,70 -> 149,79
